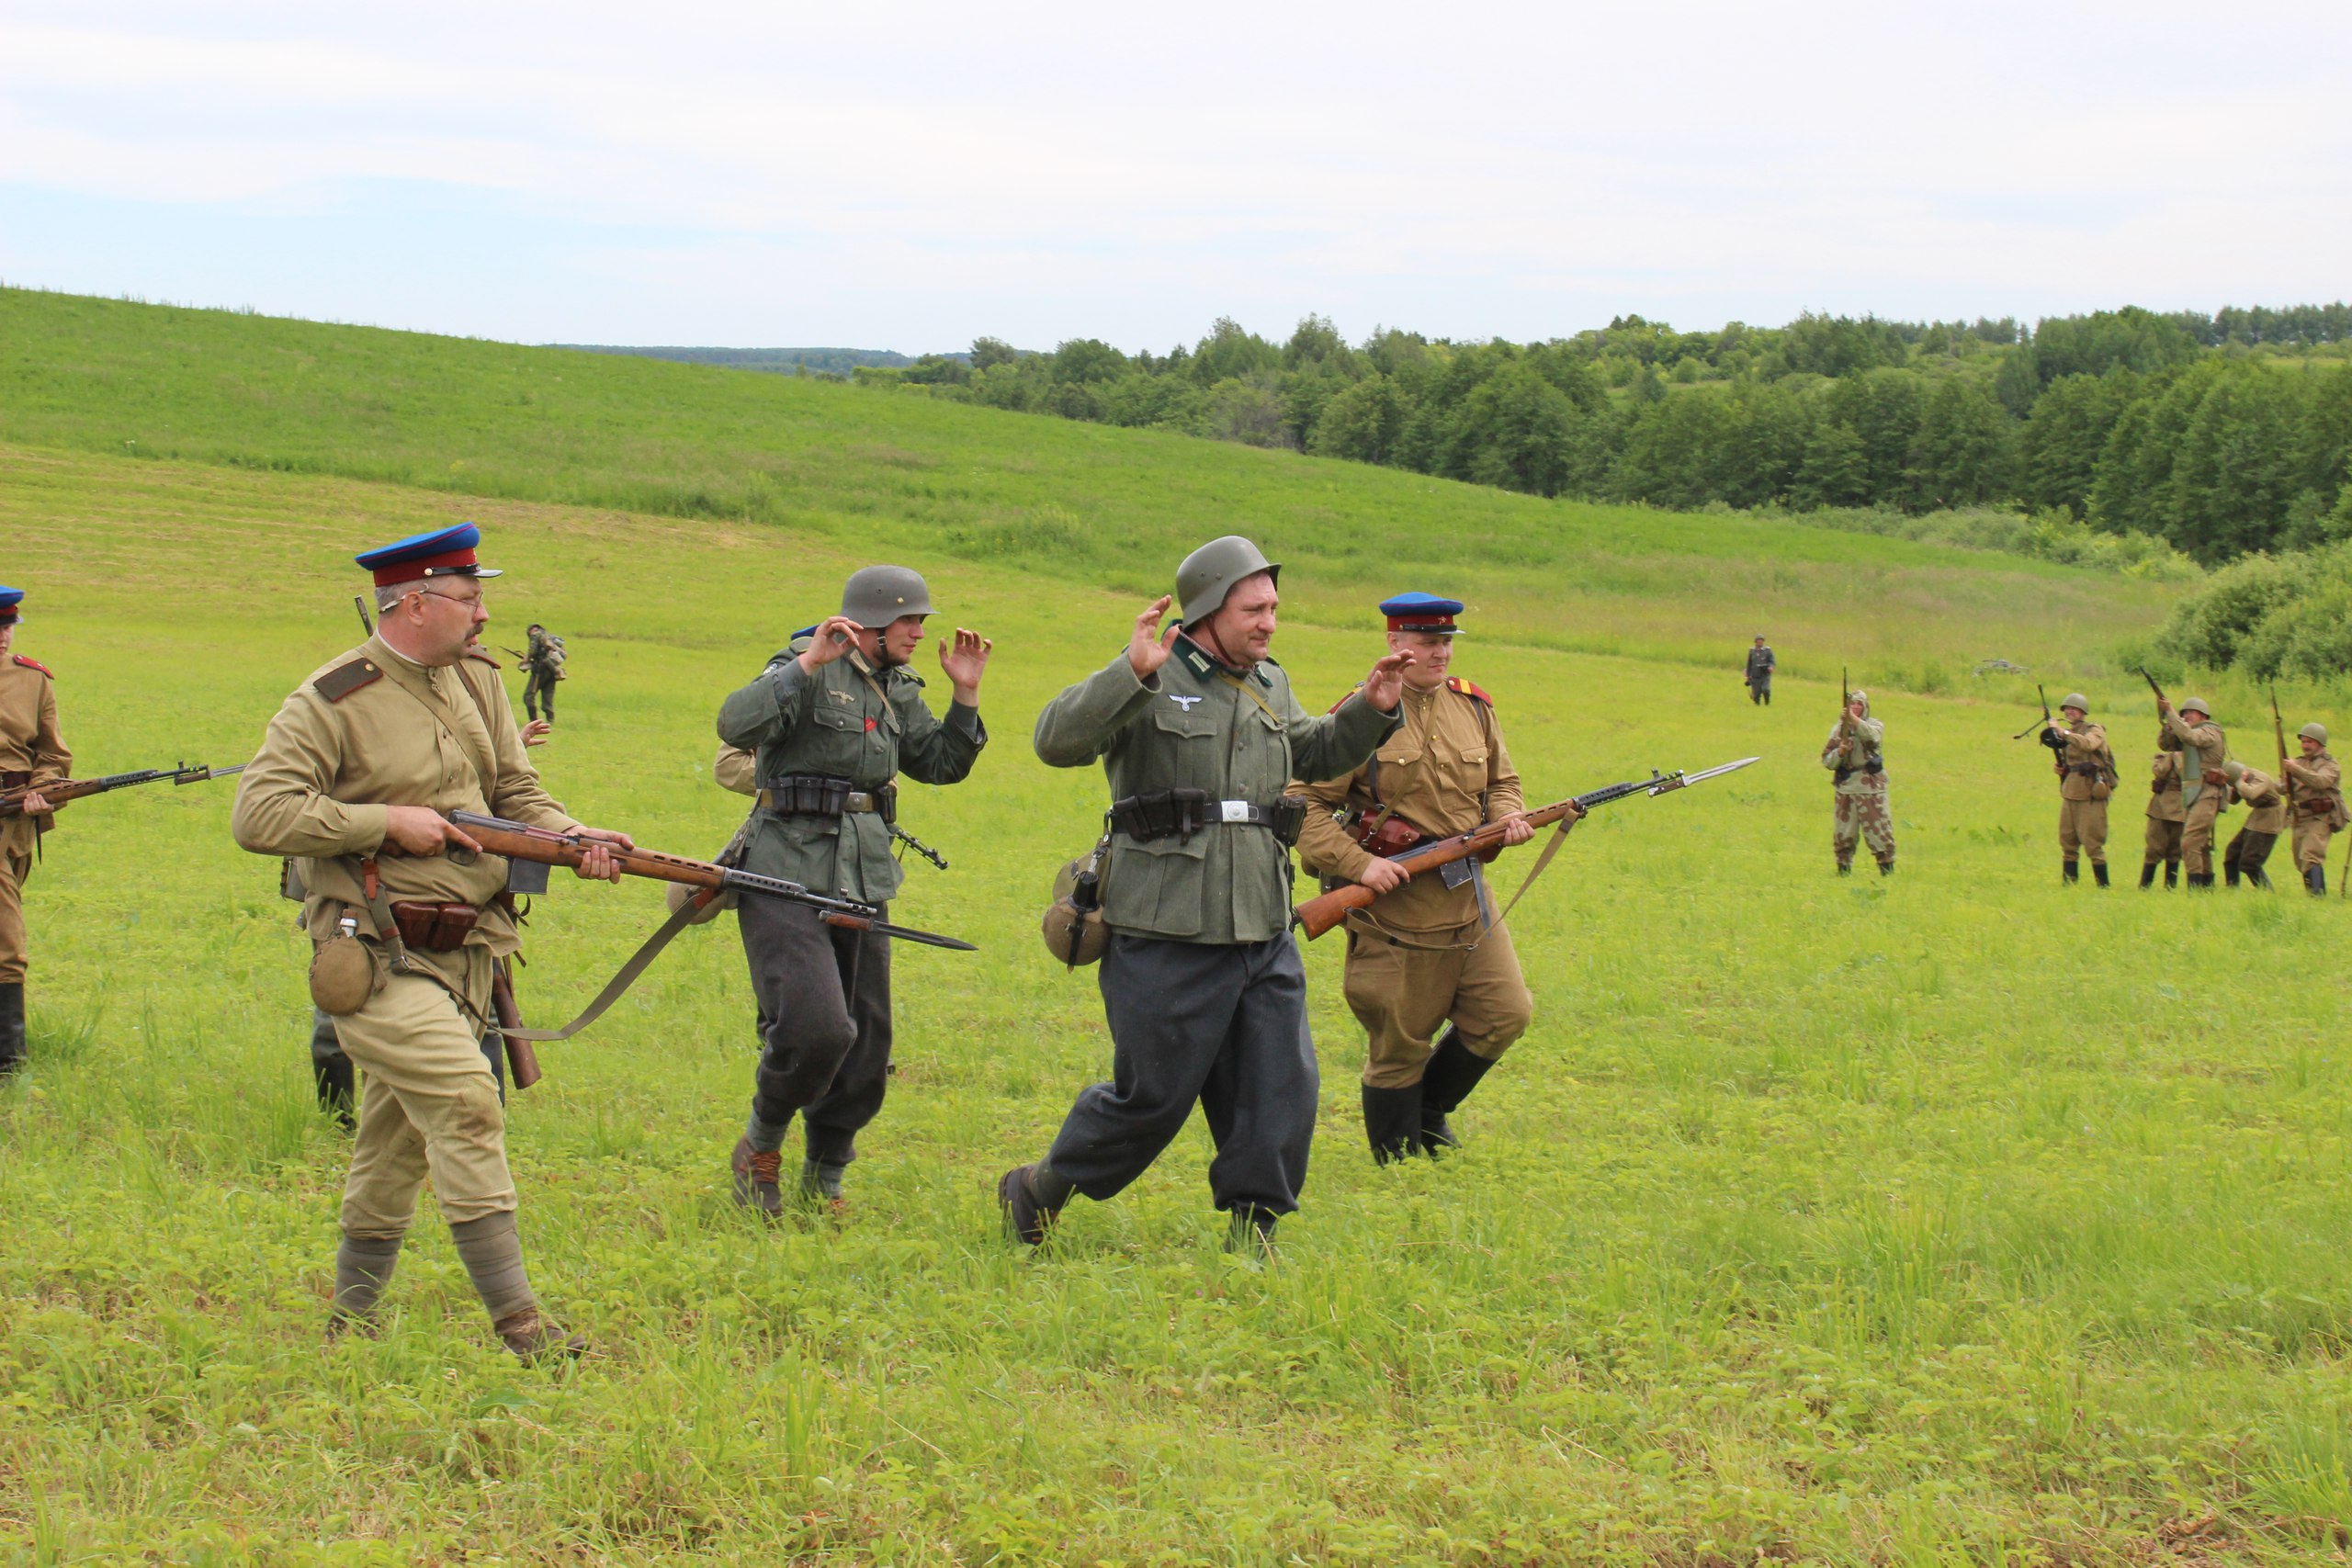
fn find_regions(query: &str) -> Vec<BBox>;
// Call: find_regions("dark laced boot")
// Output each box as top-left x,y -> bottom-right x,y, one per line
730,1136 -> 785,1218
998,1162 -> 1069,1246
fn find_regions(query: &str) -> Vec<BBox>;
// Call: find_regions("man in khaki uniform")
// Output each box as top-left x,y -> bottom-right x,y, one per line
1823,690 -> 1894,874
2043,694 -> 2115,886
2219,760 -> 2288,889
2158,696 -> 2228,887
0,585 -> 71,1074
1295,593 -> 1535,1161
233,524 -> 633,1359
2281,723 -> 2345,895
2141,750 -> 2186,889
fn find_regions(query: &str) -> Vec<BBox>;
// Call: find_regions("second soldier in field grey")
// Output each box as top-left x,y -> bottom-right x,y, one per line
718,567 -> 990,1213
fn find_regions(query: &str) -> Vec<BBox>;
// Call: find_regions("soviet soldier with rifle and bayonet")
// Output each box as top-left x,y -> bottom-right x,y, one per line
0,585 -> 69,1075
1293,592 -> 1537,1164
716,566 -> 990,1216
2151,684 -> 2229,890
2280,721 -> 2346,895
2035,693 -> 2116,886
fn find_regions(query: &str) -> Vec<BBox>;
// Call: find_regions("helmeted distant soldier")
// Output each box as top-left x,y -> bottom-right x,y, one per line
233,524 -> 634,1359
1000,536 -> 1408,1255
1743,636 -> 1776,706
2158,695 -> 2228,888
2219,760 -> 2287,890
2043,694 -> 2115,886
717,569 -> 989,1214
2280,722 -> 2346,896
2141,749 -> 2186,889
1294,593 -> 1535,1162
520,623 -> 564,728
1822,689 -> 1894,874
0,585 -> 72,1075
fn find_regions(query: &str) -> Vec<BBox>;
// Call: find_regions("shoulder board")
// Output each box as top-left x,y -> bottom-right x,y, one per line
314,658 -> 385,704
1328,679 -> 1367,715
465,649 -> 503,671
10,655 -> 52,678
1447,676 -> 1494,706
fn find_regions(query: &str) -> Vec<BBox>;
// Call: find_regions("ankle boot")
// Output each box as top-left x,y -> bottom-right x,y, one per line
2138,863 -> 2157,889
2063,859 -> 2079,884
2092,863 -> 2109,887
1361,1083 -> 1424,1164
1419,1030 -> 1498,1150
0,983 -> 23,1076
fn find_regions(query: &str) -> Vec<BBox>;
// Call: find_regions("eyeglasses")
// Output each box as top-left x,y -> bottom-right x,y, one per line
411,586 -> 485,610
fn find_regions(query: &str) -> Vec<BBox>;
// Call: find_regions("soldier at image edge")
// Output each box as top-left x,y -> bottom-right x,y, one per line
231,523 -> 634,1360
999,535 -> 1410,1258
1743,635 -> 1775,706
716,570 -> 989,1215
1293,592 -> 1536,1163
2157,694 -> 2229,888
2280,722 -> 2345,896
1823,688 -> 1894,874
0,585 -> 73,1075
2047,694 -> 2116,886
2141,748 -> 2187,889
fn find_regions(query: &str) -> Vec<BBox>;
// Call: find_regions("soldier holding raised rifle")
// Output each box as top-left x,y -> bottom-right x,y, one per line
2280,721 -> 2344,896
2154,690 -> 2228,889
1823,686 -> 1894,875
1294,592 -> 1534,1163
233,524 -> 635,1359
0,586 -> 69,1074
1000,536 -> 1408,1256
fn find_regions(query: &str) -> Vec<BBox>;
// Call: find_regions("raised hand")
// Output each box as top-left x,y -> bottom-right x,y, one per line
938,626 -> 993,701
1127,595 -> 1180,682
1361,649 -> 1415,711
797,615 -> 863,674
519,719 -> 551,748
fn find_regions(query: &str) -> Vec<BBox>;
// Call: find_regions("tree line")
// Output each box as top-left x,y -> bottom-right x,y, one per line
855,307 -> 2352,566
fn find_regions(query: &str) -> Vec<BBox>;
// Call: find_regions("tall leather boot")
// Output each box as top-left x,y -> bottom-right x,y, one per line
1361,1082 -> 1424,1164
2251,868 -> 2275,891
2307,863 -> 2327,897
2223,860 -> 2241,887
2138,863 -> 2157,889
1419,1029 -> 1498,1152
0,983 -> 23,1076
2063,859 -> 2079,884
2186,872 -> 2214,889
2164,861 -> 2179,888
313,1055 -> 356,1129
2092,863 -> 2109,887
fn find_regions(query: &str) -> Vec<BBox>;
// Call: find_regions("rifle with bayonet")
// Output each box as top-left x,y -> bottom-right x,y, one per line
1292,757 -> 1758,941
0,761 -> 247,819
2271,686 -> 2297,813
2017,683 -> 2068,779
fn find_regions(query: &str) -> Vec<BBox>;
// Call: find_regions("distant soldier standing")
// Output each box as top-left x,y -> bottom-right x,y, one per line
1823,689 -> 1894,875
2043,694 -> 2115,886
1000,536 -> 1408,1254
520,623 -> 564,728
2140,750 -> 2186,889
2158,695 -> 2228,888
2280,723 -> 2345,895
233,524 -> 634,1358
1743,636 -> 1776,706
0,586 -> 72,1075
2218,760 -> 2288,890
1294,593 -> 1537,1162
717,569 -> 989,1214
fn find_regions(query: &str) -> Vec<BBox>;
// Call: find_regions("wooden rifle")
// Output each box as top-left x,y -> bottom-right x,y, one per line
2272,686 -> 2297,812
0,761 -> 246,819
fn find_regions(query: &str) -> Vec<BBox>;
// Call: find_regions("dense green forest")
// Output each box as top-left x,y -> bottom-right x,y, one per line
851,306 -> 2352,569
559,344 -> 918,375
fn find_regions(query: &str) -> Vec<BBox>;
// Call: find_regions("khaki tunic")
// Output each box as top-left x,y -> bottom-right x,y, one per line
2143,751 -> 2185,864
2053,719 -> 2113,864
2160,714 -> 2229,875
2231,767 -> 2289,833
1295,679 -> 1533,1084
0,654 -> 72,985
232,635 -> 582,1232
2282,750 -> 2345,872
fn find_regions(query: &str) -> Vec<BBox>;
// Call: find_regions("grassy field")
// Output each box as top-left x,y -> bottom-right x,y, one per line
3,298 -> 2351,1565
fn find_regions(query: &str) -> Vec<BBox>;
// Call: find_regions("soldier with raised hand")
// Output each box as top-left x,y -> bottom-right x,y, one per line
717,569 -> 989,1216
1822,689 -> 1894,875
1743,636 -> 1775,706
232,525 -> 635,1359
2141,750 -> 2186,889
1294,593 -> 1535,1163
2046,694 -> 2115,886
0,586 -> 71,1075
2281,722 -> 2345,896
2158,695 -> 2228,888
2219,760 -> 2288,890
1000,536 -> 1408,1257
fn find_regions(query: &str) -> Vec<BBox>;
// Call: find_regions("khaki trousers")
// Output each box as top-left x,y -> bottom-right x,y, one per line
0,852 -> 27,985
1342,920 -> 1533,1089
2058,797 -> 2109,864
333,945 -> 516,1237
2143,815 -> 2183,864
2181,793 -> 2222,876
2293,817 -> 2335,873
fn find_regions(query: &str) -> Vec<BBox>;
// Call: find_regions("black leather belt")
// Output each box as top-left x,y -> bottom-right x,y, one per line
759,774 -> 897,822
1111,789 -> 1308,846
1833,759 -> 1885,784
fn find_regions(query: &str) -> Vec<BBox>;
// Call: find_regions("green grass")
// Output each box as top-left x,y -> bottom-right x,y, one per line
1,297 -> 2349,1564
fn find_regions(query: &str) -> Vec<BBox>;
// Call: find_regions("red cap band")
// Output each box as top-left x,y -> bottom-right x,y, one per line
371,547 -> 478,586
1385,615 -> 1455,632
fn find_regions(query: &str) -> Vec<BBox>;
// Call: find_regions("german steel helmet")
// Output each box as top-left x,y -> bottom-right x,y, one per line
2301,722 -> 2329,744
2178,695 -> 2212,718
1039,857 -> 1110,967
841,565 -> 935,627
1176,535 -> 1280,626
2061,693 -> 2089,713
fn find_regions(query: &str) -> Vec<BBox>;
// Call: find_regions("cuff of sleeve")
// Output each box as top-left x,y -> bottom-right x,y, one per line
340,804 -> 392,854
947,700 -> 985,740
769,658 -> 809,710
1107,651 -> 1160,694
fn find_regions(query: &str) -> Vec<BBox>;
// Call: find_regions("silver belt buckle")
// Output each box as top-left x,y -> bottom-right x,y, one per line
1220,799 -> 1251,823
846,791 -> 874,813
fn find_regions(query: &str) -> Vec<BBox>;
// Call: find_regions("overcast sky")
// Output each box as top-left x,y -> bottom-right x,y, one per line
3,1 -> 2347,353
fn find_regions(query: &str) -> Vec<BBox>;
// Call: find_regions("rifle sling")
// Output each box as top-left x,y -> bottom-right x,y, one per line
1468,813 -> 1578,952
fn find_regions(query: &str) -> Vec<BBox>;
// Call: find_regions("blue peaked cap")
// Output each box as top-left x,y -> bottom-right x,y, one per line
356,522 -> 501,582
1379,592 -> 1464,633
0,586 -> 21,625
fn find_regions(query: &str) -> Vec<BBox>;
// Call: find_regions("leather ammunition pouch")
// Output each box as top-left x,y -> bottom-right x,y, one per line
1110,789 -> 1307,846
758,773 -> 897,822
2154,777 -> 2181,795
390,900 -> 481,953
1832,757 -> 1885,784
1346,807 -> 1430,859
0,771 -> 28,789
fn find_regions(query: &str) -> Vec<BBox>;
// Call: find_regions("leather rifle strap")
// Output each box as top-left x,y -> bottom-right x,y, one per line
1468,814 -> 1577,952
491,886 -> 717,1041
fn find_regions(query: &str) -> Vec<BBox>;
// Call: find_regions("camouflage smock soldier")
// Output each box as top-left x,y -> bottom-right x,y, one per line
1822,690 -> 1894,874
1294,593 -> 1535,1163
2141,750 -> 2186,889
1743,637 -> 1776,706
0,586 -> 71,1075
2158,695 -> 2229,888
2219,760 -> 2287,890
2281,723 -> 2346,895
716,570 -> 989,1214
233,525 -> 632,1359
999,536 -> 1408,1255
521,624 -> 563,727
2044,694 -> 2115,886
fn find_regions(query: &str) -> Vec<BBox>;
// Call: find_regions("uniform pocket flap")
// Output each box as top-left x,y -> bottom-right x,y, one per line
1151,706 -> 1218,739
811,705 -> 862,732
